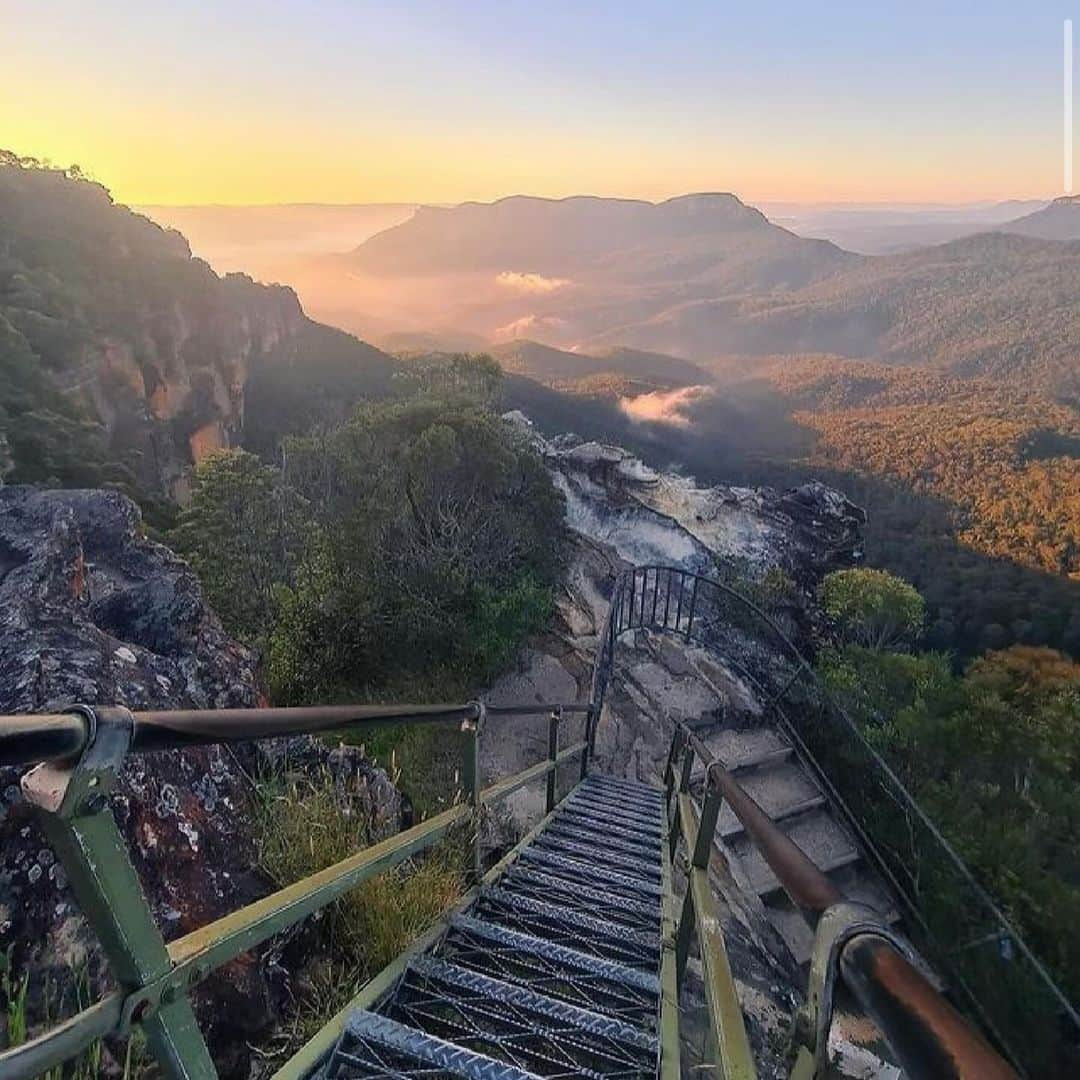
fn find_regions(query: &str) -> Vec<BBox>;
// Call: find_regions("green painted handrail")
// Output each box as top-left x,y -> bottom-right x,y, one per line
0,702 -> 589,1080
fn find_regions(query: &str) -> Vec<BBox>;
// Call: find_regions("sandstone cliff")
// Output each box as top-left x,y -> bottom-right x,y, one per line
0,157 -> 393,500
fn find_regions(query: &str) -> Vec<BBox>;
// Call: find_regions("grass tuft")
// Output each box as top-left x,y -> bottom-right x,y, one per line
254,765 -> 465,1060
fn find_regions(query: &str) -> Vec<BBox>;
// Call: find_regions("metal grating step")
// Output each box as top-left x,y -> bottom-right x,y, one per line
551,802 -> 661,839
326,771 -> 667,1079
560,794 -> 663,832
548,816 -> 656,859
327,1009 -> 540,1079
577,777 -> 663,805
574,782 -> 663,812
500,864 -> 660,931
519,847 -> 663,901
437,915 -> 660,1030
531,833 -> 661,882
474,887 -> 661,971
379,955 -> 658,1079
556,803 -> 661,836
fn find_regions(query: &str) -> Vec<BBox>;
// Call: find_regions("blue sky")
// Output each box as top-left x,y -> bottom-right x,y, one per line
1,1 -> 1073,203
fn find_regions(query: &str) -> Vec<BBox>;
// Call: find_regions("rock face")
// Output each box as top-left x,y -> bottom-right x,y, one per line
539,431 -> 865,582
0,487 -> 399,1076
91,273 -> 305,499
0,160 -> 307,498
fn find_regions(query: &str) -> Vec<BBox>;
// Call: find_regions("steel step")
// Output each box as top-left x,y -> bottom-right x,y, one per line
578,786 -> 660,812
327,1009 -> 540,1079
560,793 -> 664,832
519,847 -> 663,901
543,819 -> 659,862
379,956 -> 658,1078
475,887 -> 661,971
437,915 -> 660,1029
552,807 -> 662,845
326,771 -> 668,1079
532,833 -> 662,882
579,776 -> 663,802
500,863 -> 660,930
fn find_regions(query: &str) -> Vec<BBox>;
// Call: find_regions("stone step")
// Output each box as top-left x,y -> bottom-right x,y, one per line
716,762 -> 824,838
710,725 -> 793,772
731,808 -> 861,897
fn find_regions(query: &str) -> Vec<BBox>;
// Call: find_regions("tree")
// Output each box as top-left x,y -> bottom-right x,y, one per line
171,449 -> 303,641
173,387 -> 565,704
818,567 -> 925,650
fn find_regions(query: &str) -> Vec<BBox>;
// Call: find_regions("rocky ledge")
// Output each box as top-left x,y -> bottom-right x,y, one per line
0,487 -> 399,1076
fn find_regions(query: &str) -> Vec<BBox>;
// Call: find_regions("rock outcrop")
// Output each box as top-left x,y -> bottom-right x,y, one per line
0,160 -> 313,497
0,487 -> 399,1076
91,273 -> 305,499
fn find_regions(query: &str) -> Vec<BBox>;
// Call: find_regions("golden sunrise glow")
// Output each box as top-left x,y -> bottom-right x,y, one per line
1,5 -> 1059,207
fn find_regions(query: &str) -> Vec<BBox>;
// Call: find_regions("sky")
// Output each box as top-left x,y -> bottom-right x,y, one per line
1,1 -> 1074,205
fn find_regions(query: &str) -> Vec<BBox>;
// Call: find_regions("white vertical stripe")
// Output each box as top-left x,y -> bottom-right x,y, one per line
1066,20 -> 1073,194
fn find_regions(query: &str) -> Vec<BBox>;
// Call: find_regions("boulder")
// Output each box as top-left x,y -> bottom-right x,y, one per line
0,487 -> 399,1076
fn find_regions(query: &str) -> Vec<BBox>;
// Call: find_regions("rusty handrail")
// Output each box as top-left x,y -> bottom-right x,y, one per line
695,742 -> 842,914
0,702 -> 487,768
0,701 -> 605,770
675,719 -> 1016,1079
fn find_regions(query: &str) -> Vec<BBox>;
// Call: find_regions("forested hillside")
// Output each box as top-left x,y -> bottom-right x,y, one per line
607,233 -> 1080,400
0,153 -> 398,507
703,357 -> 1080,659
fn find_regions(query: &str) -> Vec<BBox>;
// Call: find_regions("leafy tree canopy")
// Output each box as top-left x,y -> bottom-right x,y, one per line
173,357 -> 564,704
818,567 -> 925,650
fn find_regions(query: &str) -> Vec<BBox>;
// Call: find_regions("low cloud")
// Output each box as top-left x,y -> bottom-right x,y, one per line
619,385 -> 714,427
493,313 -> 569,341
495,270 -> 572,294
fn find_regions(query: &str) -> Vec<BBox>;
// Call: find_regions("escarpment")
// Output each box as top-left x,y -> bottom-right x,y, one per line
0,159 -> 393,499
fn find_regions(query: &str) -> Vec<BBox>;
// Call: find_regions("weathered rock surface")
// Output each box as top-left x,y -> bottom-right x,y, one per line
0,487 -> 399,1075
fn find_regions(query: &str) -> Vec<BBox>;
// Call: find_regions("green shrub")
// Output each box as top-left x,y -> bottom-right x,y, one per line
254,768 -> 465,1056
819,567 -> 925,650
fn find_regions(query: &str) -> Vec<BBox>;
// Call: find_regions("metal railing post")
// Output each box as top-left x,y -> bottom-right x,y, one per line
546,706 -> 561,813
675,769 -> 724,985
684,576 -> 699,641
461,703 -> 483,884
579,706 -> 592,781
21,707 -> 217,1080
693,777 -> 722,870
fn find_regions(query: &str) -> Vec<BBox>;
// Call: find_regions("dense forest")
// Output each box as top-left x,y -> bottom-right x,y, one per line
175,355 -> 563,706
693,356 -> 1080,662
814,568 -> 1080,1065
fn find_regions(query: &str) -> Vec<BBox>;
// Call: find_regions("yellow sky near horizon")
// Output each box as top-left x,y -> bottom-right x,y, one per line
2,3 -> 1063,207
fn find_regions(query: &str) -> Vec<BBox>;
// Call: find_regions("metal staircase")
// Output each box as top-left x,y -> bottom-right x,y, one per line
323,775 -> 667,1079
